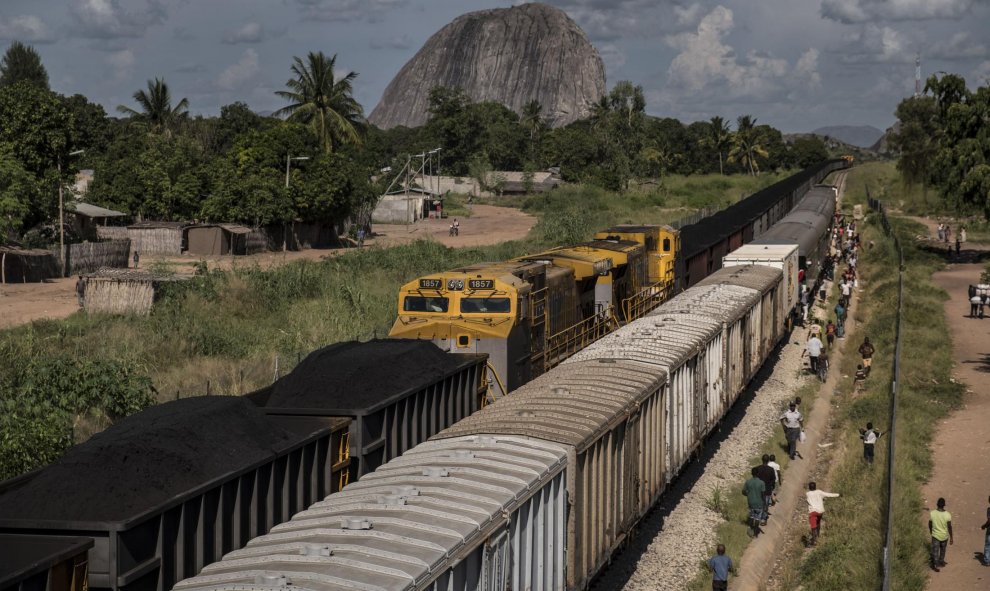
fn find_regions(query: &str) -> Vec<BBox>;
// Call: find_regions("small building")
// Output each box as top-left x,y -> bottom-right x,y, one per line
0,247 -> 60,283
372,187 -> 441,224
69,202 -> 127,242
485,170 -> 560,194
83,268 -> 189,315
185,224 -> 254,256
127,222 -> 185,256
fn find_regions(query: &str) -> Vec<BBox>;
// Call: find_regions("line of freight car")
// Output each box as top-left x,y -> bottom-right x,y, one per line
676,158 -> 848,289
0,534 -> 92,591
167,258 -> 796,591
0,340 -> 487,591
391,160 -> 848,396
247,339 -> 488,481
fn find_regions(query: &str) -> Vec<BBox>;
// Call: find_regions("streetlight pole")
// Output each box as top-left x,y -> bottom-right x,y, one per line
282,155 -> 310,251
58,149 -> 84,276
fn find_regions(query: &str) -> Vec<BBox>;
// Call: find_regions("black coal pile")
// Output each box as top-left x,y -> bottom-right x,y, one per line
264,339 -> 477,410
0,397 -> 295,523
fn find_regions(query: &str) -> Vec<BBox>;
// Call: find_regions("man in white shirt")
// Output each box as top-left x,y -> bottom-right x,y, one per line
807,481 -> 840,546
768,454 -> 782,503
780,402 -> 803,460
860,422 -> 883,465
805,335 -> 824,374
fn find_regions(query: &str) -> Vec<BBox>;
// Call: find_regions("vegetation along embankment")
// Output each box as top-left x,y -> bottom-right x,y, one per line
1,173 -> 785,482
781,171 -> 961,590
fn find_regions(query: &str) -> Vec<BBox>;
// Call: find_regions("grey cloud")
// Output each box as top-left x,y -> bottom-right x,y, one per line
175,63 -> 206,74
534,0 -> 704,41
172,26 -> 195,41
821,0 -> 981,23
369,34 -> 413,50
222,22 -> 265,44
0,14 -> 55,43
928,32 -> 989,60
834,24 -> 915,64
294,0 -> 410,23
69,0 -> 167,40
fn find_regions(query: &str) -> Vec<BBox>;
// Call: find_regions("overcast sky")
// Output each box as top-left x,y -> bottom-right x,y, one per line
2,0 -> 988,132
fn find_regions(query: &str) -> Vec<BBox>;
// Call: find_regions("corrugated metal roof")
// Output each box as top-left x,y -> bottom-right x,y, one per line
70,202 -> 126,218
173,435 -> 566,591
433,361 -> 663,449
694,265 -> 782,295
653,284 -> 760,324
724,243 -> 798,260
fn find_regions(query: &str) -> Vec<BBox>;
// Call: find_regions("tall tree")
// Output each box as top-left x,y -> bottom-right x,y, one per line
116,78 -> 189,137
275,52 -> 364,154
703,116 -> 732,175
729,115 -> 768,175
0,42 -> 49,89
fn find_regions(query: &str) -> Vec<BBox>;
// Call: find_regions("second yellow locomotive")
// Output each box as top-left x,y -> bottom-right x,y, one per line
389,225 -> 679,391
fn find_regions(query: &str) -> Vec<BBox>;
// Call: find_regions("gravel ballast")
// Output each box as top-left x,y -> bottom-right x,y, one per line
592,330 -> 812,590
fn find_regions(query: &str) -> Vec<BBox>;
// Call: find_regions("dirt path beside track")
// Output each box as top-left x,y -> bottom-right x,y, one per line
0,204 -> 535,330
922,241 -> 990,588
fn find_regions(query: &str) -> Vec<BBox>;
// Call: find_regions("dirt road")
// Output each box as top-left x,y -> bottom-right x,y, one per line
371,204 -> 536,248
924,261 -> 990,588
0,204 -> 535,330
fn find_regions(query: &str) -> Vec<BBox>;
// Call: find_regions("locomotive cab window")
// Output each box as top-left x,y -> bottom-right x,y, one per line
460,297 -> 511,314
663,238 -> 671,251
403,296 -> 449,313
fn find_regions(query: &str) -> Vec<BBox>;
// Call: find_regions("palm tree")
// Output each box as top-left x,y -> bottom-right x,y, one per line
521,100 -> 543,141
275,51 -> 364,154
703,116 -> 732,175
116,78 -> 189,136
729,115 -> 767,176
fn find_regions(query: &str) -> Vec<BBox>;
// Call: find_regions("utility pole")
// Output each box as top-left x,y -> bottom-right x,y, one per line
58,149 -> 84,276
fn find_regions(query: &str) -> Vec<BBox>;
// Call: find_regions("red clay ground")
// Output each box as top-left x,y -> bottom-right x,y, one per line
0,204 -> 535,330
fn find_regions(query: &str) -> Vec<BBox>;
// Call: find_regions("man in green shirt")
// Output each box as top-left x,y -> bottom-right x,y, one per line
743,467 -> 766,536
929,497 -> 953,571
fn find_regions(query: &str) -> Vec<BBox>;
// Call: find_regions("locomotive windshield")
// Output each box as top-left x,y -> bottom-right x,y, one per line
460,298 -> 511,314
403,296 -> 449,313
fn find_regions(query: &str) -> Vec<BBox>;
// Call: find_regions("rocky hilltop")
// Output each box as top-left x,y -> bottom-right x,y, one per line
369,3 -> 605,129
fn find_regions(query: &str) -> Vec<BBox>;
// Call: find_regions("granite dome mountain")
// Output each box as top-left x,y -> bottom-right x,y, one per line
369,3 -> 606,129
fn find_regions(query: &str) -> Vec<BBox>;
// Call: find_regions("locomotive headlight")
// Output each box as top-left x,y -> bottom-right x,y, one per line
447,279 -> 465,291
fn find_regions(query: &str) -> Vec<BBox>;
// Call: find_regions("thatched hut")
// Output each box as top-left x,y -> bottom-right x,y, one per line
128,222 -> 185,256
83,268 -> 188,315
0,247 -> 60,283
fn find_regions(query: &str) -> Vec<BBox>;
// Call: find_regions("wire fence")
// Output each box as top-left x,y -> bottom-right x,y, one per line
868,189 -> 904,591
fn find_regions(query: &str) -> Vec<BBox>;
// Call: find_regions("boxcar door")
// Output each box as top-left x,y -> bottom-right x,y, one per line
624,410 -> 641,527
482,527 -> 510,591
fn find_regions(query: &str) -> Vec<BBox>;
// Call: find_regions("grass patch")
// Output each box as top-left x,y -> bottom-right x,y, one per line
789,198 -> 963,589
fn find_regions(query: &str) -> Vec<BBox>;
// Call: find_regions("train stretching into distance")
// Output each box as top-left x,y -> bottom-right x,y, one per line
391,160 -> 847,392
168,166 -> 840,591
0,161 -> 847,591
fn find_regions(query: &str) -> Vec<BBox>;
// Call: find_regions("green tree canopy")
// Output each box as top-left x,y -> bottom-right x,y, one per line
117,78 -> 189,137
275,52 -> 364,154
0,145 -> 35,239
0,41 -> 49,89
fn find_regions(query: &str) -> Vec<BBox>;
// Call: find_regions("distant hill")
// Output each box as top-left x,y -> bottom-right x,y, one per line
811,125 -> 884,148
369,3 -> 605,129
784,133 -> 880,162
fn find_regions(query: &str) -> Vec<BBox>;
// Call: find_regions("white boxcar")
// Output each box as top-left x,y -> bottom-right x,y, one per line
696,265 -> 785,371
435,360 -> 664,591
567,307 -> 722,486
722,244 -> 799,324
171,435 -> 568,591
653,284 -> 761,426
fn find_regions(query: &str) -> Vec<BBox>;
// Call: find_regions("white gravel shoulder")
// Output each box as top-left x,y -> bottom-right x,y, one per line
596,321 -> 814,590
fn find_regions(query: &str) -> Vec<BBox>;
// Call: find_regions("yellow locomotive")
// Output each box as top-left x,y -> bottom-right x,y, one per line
389,224 -> 679,392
